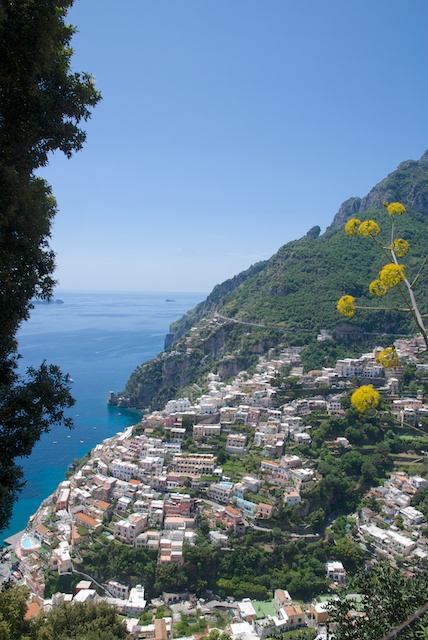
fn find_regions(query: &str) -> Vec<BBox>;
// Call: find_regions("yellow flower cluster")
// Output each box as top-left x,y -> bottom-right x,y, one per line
386,202 -> 406,216
376,346 -> 399,368
369,279 -> 388,297
351,384 -> 380,413
345,219 -> 361,236
338,197 -> 428,360
345,218 -> 380,237
339,199 -> 413,323
358,220 -> 381,238
391,238 -> 410,257
379,263 -> 405,287
369,263 -> 405,296
337,295 -> 355,317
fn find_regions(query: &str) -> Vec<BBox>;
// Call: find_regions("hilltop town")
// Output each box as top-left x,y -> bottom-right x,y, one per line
10,334 -> 428,639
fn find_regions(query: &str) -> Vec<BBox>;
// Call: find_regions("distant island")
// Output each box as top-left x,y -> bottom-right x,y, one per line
31,298 -> 64,305
165,298 -> 175,302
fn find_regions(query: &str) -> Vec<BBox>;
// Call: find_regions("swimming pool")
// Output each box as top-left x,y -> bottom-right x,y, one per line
21,536 -> 39,551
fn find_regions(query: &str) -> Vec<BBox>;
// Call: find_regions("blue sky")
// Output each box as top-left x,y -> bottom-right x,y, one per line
40,0 -> 428,293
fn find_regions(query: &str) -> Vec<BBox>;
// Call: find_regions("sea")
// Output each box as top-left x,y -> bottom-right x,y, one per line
2,290 -> 205,545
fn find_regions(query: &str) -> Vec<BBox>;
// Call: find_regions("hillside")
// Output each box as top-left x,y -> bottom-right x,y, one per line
122,151 -> 428,410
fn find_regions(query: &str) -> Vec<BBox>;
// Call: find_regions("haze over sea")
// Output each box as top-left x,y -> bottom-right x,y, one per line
2,290 -> 204,545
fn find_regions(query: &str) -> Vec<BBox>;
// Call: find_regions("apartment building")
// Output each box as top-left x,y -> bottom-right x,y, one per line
172,453 -> 215,475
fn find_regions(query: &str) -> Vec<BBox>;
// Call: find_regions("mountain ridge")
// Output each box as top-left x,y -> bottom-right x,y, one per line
327,150 -> 428,231
122,151 -> 428,410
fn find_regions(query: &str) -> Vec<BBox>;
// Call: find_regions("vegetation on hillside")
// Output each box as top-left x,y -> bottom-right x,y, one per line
0,585 -> 129,639
77,532 -> 333,602
123,154 -> 428,410
328,561 -> 428,639
219,206 -> 428,333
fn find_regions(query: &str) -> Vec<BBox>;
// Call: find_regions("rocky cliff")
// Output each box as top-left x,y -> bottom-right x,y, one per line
164,260 -> 268,348
328,151 -> 428,231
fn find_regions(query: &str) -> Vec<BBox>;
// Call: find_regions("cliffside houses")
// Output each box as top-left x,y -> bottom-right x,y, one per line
357,472 -> 428,561
14,337 -> 428,626
235,590 -> 306,638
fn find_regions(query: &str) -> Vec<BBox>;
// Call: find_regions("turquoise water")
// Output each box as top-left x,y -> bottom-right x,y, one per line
2,290 -> 204,544
21,536 -> 38,550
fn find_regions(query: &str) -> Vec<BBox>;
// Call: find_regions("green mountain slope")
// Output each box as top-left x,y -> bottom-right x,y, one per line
123,151 -> 428,410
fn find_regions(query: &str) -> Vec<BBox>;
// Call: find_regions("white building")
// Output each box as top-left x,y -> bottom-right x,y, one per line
208,482 -> 233,504
226,433 -> 248,453
360,524 -> 417,557
50,541 -> 72,575
164,398 -> 191,415
109,460 -> 139,481
409,476 -> 427,491
326,561 -> 346,584
284,489 -> 301,507
122,585 -> 147,615
107,581 -> 129,600
290,468 -> 315,491
294,432 -> 311,445
114,513 -> 148,544
400,506 -> 424,526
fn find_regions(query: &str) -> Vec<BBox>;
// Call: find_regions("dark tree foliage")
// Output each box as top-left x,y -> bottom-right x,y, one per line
0,0 -> 100,531
0,362 -> 75,528
0,582 -> 33,639
0,585 -> 130,639
328,561 -> 428,639
33,600 -> 129,639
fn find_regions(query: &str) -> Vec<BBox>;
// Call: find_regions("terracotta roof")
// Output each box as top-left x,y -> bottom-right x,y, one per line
24,601 -> 40,620
35,524 -> 48,534
284,603 -> 303,616
154,618 -> 168,640
95,500 -> 111,510
75,512 -> 99,528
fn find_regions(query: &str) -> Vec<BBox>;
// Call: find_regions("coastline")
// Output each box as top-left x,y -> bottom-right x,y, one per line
3,530 -> 25,549
4,291 -> 204,546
